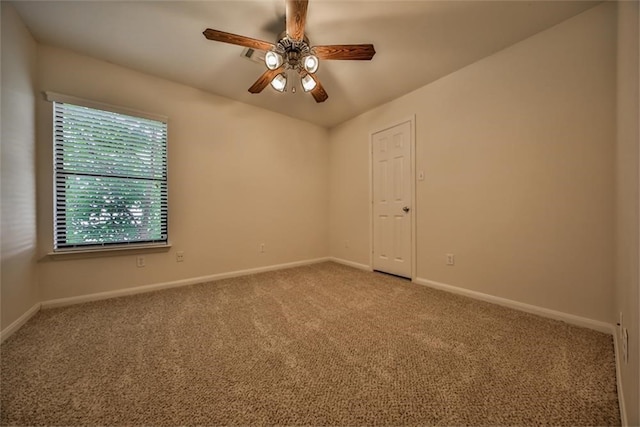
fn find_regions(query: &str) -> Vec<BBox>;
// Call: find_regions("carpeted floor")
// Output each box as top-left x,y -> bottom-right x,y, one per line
1,262 -> 620,426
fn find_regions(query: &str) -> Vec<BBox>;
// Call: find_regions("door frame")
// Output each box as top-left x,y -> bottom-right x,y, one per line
369,115 -> 417,280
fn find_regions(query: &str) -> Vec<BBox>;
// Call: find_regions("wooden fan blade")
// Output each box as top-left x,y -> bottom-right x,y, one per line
308,74 -> 328,103
314,44 -> 376,60
286,0 -> 308,41
203,28 -> 275,52
248,67 -> 284,94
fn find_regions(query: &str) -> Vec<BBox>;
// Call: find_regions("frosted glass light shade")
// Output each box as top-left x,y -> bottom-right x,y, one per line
303,55 -> 319,74
265,51 -> 283,70
301,74 -> 317,92
271,73 -> 287,92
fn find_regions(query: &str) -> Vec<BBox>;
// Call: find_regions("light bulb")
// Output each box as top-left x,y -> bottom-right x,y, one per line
270,73 -> 287,92
301,74 -> 317,92
303,55 -> 319,74
265,51 -> 283,70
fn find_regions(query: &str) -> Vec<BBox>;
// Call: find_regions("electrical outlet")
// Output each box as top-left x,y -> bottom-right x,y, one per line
622,328 -> 629,364
176,251 -> 184,262
446,254 -> 455,266
136,256 -> 145,268
619,311 -> 624,338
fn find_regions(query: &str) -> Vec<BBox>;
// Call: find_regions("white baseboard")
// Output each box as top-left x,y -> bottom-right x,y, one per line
329,257 -> 372,271
613,329 -> 629,426
413,277 -> 613,334
1,302 -> 41,343
41,257 -> 331,309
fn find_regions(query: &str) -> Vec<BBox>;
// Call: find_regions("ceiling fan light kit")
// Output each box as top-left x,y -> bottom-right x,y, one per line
203,0 -> 375,103
263,33 -> 319,93
271,73 -> 288,92
303,55 -> 319,74
265,51 -> 284,70
300,73 -> 317,92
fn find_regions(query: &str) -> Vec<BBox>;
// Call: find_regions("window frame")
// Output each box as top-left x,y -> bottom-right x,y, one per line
45,92 -> 170,253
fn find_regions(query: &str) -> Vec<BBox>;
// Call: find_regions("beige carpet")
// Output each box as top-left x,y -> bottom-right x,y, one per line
1,262 -> 619,426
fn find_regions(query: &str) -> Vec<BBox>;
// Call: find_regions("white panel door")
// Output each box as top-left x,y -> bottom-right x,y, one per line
372,121 -> 412,278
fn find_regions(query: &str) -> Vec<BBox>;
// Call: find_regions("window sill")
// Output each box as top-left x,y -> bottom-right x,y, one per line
47,243 -> 172,260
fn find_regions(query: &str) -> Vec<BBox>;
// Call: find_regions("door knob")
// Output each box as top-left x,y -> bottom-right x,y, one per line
402,206 -> 410,213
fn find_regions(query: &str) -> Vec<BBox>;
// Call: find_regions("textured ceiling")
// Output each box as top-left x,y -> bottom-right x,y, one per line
12,0 -> 601,128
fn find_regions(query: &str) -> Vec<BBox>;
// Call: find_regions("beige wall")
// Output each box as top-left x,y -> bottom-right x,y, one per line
330,3 -> 616,322
1,2 -> 636,420
3,5 -> 634,412
615,1 -> 639,424
35,45 -> 329,301
1,3 -> 40,330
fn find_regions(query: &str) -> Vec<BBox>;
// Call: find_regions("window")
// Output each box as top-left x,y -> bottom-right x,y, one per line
49,93 -> 168,251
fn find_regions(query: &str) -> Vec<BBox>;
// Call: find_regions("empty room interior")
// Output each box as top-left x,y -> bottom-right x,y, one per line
1,0 -> 639,425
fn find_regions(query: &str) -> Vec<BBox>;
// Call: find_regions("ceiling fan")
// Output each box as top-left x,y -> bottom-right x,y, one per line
203,0 -> 376,103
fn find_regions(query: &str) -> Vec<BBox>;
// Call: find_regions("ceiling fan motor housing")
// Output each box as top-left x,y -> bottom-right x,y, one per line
275,33 -> 313,71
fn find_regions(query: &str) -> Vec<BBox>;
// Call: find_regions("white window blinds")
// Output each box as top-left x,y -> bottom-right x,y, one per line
52,98 -> 168,251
